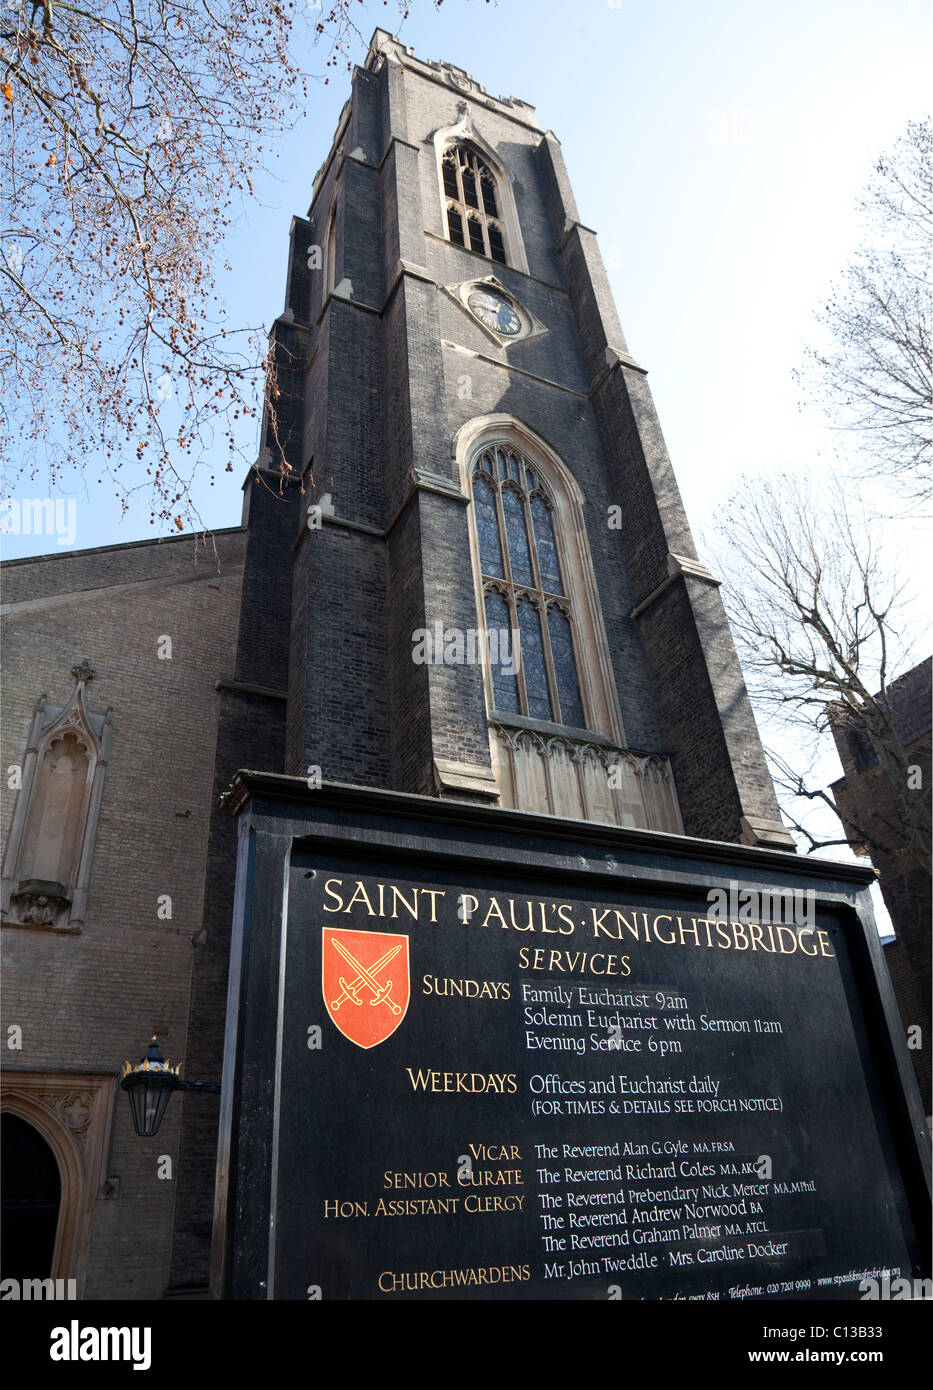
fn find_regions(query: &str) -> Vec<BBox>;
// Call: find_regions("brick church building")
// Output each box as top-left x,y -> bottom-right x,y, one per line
2,31 -> 925,1301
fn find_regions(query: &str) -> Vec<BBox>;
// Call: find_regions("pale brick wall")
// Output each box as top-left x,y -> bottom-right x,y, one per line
1,528 -> 246,1298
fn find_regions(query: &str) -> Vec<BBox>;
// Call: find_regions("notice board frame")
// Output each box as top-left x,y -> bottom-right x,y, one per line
211,774 -> 931,1301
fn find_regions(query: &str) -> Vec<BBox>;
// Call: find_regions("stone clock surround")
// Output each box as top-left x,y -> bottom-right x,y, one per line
445,275 -> 548,347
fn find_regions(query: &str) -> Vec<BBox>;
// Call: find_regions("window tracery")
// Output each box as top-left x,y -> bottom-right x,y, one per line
471,445 -> 586,729
460,420 -> 683,834
442,144 -> 508,265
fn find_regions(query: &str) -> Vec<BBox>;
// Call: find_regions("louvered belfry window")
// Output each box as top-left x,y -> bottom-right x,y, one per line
443,144 -> 508,265
472,446 -> 586,727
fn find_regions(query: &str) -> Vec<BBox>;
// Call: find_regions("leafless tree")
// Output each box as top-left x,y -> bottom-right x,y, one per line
710,472 -> 930,870
1,1 -> 412,529
800,117 -> 932,506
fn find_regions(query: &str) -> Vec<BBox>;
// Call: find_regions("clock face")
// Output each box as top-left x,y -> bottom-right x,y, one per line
467,289 -> 522,337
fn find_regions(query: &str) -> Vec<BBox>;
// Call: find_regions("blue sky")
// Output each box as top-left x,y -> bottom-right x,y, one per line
2,0 -> 929,556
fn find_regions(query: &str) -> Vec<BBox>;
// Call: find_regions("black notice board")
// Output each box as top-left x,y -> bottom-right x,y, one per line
248,838 -> 927,1302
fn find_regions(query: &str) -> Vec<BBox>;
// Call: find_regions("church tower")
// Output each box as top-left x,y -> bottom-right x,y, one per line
161,27 -> 813,1294
266,29 -> 793,850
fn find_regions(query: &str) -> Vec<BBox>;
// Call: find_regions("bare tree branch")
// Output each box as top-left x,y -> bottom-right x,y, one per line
797,117 -> 932,504
711,472 -> 930,874
0,1 -> 417,527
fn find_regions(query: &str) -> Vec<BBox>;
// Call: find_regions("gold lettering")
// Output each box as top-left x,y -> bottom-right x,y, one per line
482,897 -> 508,929
591,907 -> 617,938
422,888 -> 445,922
652,914 -> 676,945
390,884 -> 419,920
344,880 -> 375,915
323,878 -> 344,912
556,903 -> 575,934
775,926 -> 798,954
678,916 -> 701,947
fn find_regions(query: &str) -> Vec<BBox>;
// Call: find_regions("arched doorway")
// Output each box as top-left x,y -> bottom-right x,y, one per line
1,1113 -> 61,1278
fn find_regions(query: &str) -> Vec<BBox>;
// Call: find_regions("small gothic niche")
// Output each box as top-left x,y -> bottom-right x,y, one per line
1,660 -> 113,933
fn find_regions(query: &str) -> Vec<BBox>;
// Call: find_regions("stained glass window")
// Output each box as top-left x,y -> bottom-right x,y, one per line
548,606 -> 585,728
473,474 -> 504,579
502,488 -> 533,587
531,496 -> 563,595
442,144 -> 508,265
516,598 -> 552,721
484,590 -> 520,712
471,445 -> 587,728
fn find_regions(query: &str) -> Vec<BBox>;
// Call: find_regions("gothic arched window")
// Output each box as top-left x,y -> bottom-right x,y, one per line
442,143 -> 508,265
472,445 -> 587,728
460,421 -> 681,832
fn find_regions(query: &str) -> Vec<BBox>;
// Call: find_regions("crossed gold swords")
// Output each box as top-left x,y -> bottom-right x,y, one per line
329,938 -> 402,1016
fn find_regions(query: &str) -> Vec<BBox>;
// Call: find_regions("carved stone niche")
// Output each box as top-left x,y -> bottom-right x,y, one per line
1,661 -> 113,933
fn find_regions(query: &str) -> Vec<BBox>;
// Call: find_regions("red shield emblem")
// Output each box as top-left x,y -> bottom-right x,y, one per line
322,929 -> 410,1048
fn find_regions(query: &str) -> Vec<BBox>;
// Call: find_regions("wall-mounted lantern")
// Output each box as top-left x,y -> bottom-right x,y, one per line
121,1036 -> 220,1138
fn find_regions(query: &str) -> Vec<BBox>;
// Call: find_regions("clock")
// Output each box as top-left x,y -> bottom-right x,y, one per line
467,289 -> 522,337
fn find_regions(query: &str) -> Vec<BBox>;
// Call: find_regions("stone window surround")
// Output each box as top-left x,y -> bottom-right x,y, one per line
432,106 -> 530,276
455,414 -> 626,748
441,143 -> 507,263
